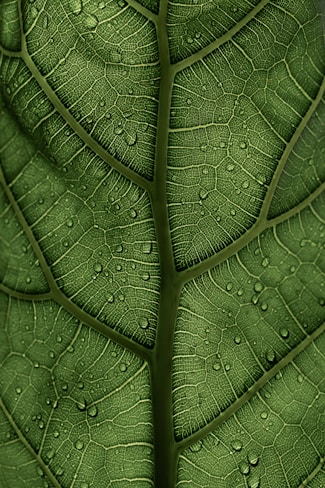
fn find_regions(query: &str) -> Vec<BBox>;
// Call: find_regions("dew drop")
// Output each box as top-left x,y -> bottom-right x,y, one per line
119,363 -> 127,372
200,144 -> 207,152
224,363 -> 231,372
106,293 -> 114,303
234,336 -> 241,344
260,411 -> 268,419
74,440 -> 84,450
76,399 -> 87,411
15,387 -> 22,394
254,282 -> 263,293
129,208 -> 137,218
53,430 -> 60,438
139,318 -> 149,329
26,276 -> 31,284
83,14 -> 98,29
226,163 -> 234,171
124,132 -> 137,146
80,483 -> 89,488
212,362 -> 221,371
115,244 -> 123,253
70,0 -> 83,14
118,293 -> 125,301
141,272 -> 150,281
87,405 -> 98,417
94,263 -> 103,273
239,461 -> 250,475
230,209 -> 236,216
231,439 -> 243,451
77,381 -> 84,389
266,348 -> 275,363
66,218 -> 74,228
247,451 -> 259,466
248,475 -> 260,488
260,302 -> 268,311
219,141 -> 226,148
199,189 -> 208,200
279,327 -> 289,339
239,141 -> 247,149
226,282 -> 233,292
242,180 -> 250,189
261,257 -> 269,268
297,374 -> 304,384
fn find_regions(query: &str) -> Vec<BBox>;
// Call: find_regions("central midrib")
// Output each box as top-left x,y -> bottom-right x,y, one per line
150,1 -> 181,486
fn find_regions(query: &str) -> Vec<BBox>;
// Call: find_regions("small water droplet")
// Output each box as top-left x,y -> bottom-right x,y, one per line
212,362 -> 221,371
239,141 -> 247,149
70,0 -> 83,14
261,257 -> 269,268
234,336 -> 241,344
260,302 -> 268,311
200,144 -> 207,152
231,439 -> 243,451
26,276 -> 31,284
66,218 -> 74,228
247,475 -> 260,488
141,272 -> 150,281
76,399 -> 87,411
260,411 -> 268,419
239,461 -> 250,475
83,14 -> 98,29
279,327 -> 289,339
74,440 -> 84,450
87,405 -> 98,417
129,208 -> 137,218
15,387 -> 22,394
115,244 -> 123,253
266,349 -> 275,363
94,263 -> 103,273
119,363 -> 127,372
297,374 -> 304,384
247,451 -> 259,466
230,209 -> 236,216
106,293 -> 114,303
226,282 -> 233,292
226,163 -> 234,171
80,483 -> 89,488
139,318 -> 149,329
225,363 -> 231,371
199,189 -> 208,200
254,282 -> 263,293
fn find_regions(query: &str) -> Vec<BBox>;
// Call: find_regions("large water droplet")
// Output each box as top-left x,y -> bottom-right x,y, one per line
247,451 -> 259,466
239,461 -> 250,475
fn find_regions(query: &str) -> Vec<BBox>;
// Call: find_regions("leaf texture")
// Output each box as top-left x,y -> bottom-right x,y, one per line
0,0 -> 324,487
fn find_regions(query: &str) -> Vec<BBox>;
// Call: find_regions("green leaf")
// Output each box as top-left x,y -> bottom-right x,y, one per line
0,1 -> 324,487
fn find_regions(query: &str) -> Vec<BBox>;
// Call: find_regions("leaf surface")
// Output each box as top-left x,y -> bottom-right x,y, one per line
0,0 -> 324,487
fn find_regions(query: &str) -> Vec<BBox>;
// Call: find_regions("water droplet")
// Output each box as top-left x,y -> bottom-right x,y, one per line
251,294 -> 259,305
56,467 -> 64,476
242,180 -> 250,189
26,276 -> 31,284
70,0 -> 83,14
87,405 -> 98,417
279,327 -> 289,339
225,363 -> 231,371
83,14 -> 98,29
115,244 -> 123,253
129,208 -> 137,218
74,440 -> 84,450
15,387 -> 22,394
247,451 -> 259,466
200,144 -> 207,152
266,349 -> 275,363
260,302 -> 268,311
254,282 -> 263,293
290,265 -> 296,273
38,420 -> 44,429
261,257 -> 269,268
80,483 -> 89,488
139,318 -> 149,329
297,374 -> 304,384
77,381 -> 84,389
141,272 -> 150,281
219,141 -> 226,148
226,282 -> 233,292
36,466 -> 44,477
46,448 -> 55,459
118,293 -> 125,301
119,363 -> 127,372
234,336 -> 241,344
239,461 -> 250,475
247,475 -> 260,488
94,263 -> 102,273
76,399 -> 86,411
190,440 -> 202,452
212,362 -> 221,371
239,141 -> 247,149
260,411 -> 268,419
231,439 -> 243,451
62,383 -> 68,391
124,132 -> 137,146
226,163 -> 234,171
230,209 -> 236,216
186,35 -> 194,44
53,430 -> 60,438
106,293 -> 114,303
66,218 -> 74,228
